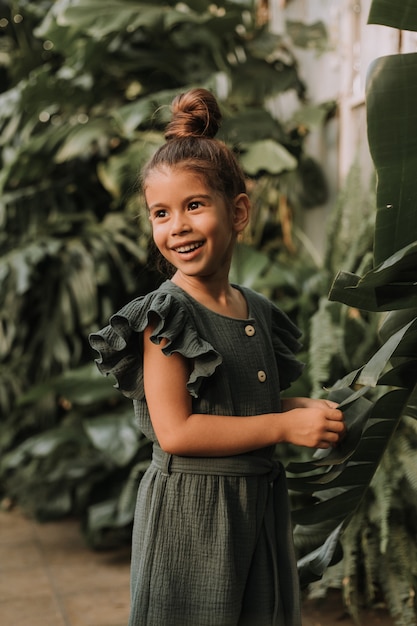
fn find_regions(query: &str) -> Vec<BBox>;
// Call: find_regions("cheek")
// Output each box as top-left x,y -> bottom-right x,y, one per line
150,225 -> 164,248
212,216 -> 234,242
206,214 -> 227,235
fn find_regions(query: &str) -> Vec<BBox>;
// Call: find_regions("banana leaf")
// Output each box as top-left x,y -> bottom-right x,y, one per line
368,0 -> 417,31
329,243 -> 417,311
295,0 -> 417,586
292,381 -> 415,586
366,53 -> 417,267
290,309 -> 417,586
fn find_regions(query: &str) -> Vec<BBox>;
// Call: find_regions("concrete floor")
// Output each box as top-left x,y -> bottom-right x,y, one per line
0,508 -> 131,626
1,507 -> 393,626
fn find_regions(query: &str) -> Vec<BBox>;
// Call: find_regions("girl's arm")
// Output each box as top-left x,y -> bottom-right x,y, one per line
143,325 -> 345,457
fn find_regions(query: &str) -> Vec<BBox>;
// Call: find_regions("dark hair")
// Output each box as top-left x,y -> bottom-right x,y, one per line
141,88 -> 247,202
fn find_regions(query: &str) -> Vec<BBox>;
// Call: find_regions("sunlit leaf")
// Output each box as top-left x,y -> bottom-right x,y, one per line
286,20 -> 328,51
240,139 -> 297,175
84,412 -> 140,466
54,0 -> 158,38
55,119 -> 114,163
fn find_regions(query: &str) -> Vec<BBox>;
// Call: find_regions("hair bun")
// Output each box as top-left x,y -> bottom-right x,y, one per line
164,88 -> 222,141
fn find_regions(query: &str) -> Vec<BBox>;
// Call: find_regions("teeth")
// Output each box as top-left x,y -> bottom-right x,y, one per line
176,242 -> 203,253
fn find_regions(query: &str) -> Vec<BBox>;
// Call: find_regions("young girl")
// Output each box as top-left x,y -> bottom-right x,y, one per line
90,88 -> 345,626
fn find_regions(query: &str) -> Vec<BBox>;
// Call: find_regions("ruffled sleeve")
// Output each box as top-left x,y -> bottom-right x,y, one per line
89,290 -> 222,400
270,302 -> 304,391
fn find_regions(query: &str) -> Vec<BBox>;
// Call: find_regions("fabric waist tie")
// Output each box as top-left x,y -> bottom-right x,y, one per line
151,445 -> 301,626
152,444 -> 280,478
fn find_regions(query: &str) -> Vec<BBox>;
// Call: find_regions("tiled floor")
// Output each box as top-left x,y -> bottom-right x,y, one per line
1,507 -> 393,626
0,508 -> 131,626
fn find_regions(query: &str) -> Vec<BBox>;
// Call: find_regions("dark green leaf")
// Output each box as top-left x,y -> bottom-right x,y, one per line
297,523 -> 343,588
366,54 -> 417,265
368,0 -> 417,31
329,244 -> 417,311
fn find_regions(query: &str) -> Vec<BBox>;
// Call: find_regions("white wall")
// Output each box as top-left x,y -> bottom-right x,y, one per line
269,0 -> 405,256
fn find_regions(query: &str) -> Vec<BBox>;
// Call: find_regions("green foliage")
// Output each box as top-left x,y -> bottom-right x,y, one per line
307,161 -> 377,398
0,0 -> 331,547
4,8 -> 417,624
316,413 -> 417,626
0,364 -> 152,547
292,2 -> 417,623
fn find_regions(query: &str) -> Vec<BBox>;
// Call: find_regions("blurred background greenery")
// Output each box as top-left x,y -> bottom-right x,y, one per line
1,1 -> 417,623
0,0 -> 343,538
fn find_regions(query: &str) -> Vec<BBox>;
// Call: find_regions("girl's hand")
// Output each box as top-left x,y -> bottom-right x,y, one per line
281,396 -> 340,412
279,403 -> 345,449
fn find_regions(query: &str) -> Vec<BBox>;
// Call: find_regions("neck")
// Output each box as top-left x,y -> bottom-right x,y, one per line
171,273 -> 248,319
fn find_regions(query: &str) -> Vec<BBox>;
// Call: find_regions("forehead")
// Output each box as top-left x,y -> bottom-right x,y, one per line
145,164 -> 205,184
145,166 -> 211,199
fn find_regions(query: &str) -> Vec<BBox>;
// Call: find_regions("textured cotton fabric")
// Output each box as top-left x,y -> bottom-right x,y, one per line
90,280 -> 304,626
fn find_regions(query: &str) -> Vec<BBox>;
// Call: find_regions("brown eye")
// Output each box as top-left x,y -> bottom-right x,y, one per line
152,209 -> 167,219
188,201 -> 201,210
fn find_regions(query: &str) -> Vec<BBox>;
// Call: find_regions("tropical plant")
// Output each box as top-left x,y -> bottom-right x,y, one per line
289,1 -> 417,623
0,0 -> 332,546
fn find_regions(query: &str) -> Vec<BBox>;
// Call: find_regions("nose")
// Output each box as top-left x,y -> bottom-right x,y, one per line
170,211 -> 191,236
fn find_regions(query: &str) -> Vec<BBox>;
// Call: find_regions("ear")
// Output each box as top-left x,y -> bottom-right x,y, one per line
232,193 -> 250,234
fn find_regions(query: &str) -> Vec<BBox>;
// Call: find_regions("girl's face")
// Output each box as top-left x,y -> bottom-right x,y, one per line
145,166 -> 248,283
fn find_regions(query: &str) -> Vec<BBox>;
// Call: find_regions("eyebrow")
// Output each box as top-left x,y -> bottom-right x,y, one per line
148,194 -> 212,211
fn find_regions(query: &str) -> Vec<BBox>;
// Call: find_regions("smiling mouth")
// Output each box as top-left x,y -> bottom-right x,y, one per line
174,242 -> 204,254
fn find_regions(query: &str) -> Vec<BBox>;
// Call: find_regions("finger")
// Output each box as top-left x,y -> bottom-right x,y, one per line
328,419 -> 346,433
324,431 -> 343,444
324,400 -> 340,409
317,441 -> 332,449
328,409 -> 344,421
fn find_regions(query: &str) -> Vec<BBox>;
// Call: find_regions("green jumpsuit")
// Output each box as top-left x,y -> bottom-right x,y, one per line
90,280 -> 304,626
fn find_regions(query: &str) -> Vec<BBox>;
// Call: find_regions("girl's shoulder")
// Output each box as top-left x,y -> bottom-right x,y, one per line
89,280 -> 222,400
110,280 -> 185,328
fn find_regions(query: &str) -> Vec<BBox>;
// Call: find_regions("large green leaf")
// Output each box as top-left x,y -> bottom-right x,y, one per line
303,0 -> 417,598
51,0 -> 164,38
291,383 -> 414,585
55,119 -> 116,163
219,108 -> 286,144
230,243 -> 298,290
83,412 -> 142,466
17,364 -> 121,407
356,319 -> 417,386
368,0 -> 417,31
329,242 -> 417,311
240,139 -> 297,175
1,424 -> 86,469
366,53 -> 417,266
